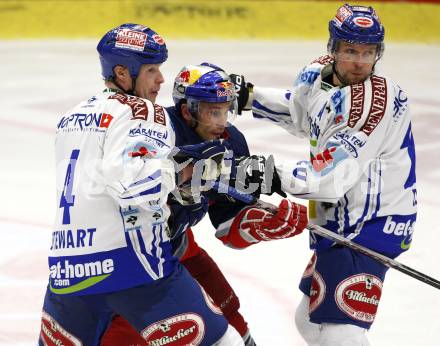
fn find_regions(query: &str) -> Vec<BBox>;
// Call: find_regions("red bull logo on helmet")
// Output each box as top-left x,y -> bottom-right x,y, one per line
178,70 -> 190,83
216,89 -> 234,98
216,81 -> 234,98
177,68 -> 202,85
217,81 -> 233,89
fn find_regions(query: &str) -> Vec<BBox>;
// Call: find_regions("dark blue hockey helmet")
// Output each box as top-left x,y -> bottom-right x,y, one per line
328,4 -> 385,59
173,63 -> 236,104
172,62 -> 238,123
97,23 -> 168,80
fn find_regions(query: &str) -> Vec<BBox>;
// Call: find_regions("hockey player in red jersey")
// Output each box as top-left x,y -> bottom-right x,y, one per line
101,63 -> 308,345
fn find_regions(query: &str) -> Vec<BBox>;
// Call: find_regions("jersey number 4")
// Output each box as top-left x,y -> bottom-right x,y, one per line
60,149 -> 80,225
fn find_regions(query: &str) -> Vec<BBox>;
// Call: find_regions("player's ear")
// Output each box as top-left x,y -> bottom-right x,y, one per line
181,103 -> 192,122
113,65 -> 129,82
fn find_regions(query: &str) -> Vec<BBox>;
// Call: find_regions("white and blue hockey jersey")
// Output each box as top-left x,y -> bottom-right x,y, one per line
252,56 -> 416,257
48,89 -> 177,295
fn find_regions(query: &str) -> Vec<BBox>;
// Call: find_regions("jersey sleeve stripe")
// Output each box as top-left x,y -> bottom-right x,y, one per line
120,183 -> 162,200
128,170 -> 161,188
253,100 -> 291,117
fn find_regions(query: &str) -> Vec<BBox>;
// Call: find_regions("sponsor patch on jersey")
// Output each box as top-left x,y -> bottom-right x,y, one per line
383,215 -> 416,250
309,271 -> 326,313
129,123 -> 169,140
393,87 -> 408,122
49,258 -> 114,294
128,145 -> 158,158
154,104 -> 167,126
335,274 -> 382,323
348,82 -> 365,128
302,252 -> 317,278
354,16 -> 374,28
57,113 -> 114,132
311,147 -> 337,172
360,76 -> 387,136
298,69 -> 320,86
332,131 -> 366,158
40,311 -> 82,346
115,28 -> 147,52
383,215 -> 415,237
142,313 -> 205,345
330,89 -> 345,124
109,93 -> 149,120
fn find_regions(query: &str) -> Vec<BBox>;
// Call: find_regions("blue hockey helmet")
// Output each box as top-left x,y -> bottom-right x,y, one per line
328,4 -> 385,59
173,62 -> 236,104
172,63 -> 237,123
97,23 -> 168,80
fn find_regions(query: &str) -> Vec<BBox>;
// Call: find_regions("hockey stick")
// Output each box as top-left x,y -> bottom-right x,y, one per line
212,182 -> 440,290
308,224 -> 440,290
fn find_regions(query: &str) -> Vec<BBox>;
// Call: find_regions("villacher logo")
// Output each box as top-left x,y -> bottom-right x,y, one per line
40,311 -> 82,346
142,313 -> 205,346
335,273 -> 383,323
309,270 -> 326,313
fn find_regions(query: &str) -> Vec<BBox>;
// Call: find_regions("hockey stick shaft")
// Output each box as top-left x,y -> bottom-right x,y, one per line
308,224 -> 440,290
212,183 -> 440,290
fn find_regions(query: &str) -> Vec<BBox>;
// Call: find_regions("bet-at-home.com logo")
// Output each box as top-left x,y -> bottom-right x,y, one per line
49,259 -> 114,294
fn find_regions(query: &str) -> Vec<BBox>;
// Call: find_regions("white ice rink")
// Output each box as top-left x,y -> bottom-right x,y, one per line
1,39 -> 440,345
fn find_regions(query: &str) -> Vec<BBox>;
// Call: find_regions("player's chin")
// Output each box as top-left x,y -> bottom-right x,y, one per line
349,74 -> 368,84
149,91 -> 159,102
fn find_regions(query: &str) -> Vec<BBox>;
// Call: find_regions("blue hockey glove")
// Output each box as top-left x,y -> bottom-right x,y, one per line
169,139 -> 233,186
170,139 -> 229,165
167,194 -> 208,239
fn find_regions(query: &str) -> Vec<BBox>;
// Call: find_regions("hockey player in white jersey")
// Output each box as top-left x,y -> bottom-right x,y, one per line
38,23 -> 244,345
230,4 -> 417,345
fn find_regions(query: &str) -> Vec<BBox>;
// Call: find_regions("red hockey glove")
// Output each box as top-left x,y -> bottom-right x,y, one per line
226,199 -> 308,248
